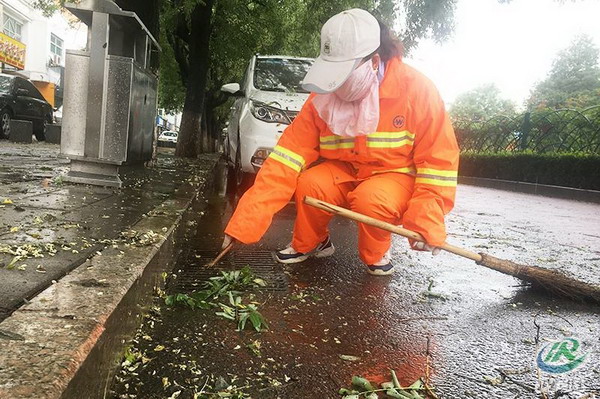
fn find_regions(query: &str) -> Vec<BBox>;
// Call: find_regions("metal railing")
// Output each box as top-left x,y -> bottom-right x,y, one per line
454,105 -> 600,154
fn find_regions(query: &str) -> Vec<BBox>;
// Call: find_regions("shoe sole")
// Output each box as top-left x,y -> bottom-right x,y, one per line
275,254 -> 309,264
367,268 -> 395,276
275,244 -> 335,264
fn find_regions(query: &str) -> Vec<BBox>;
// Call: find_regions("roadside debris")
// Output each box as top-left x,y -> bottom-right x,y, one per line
117,229 -> 164,247
164,267 -> 269,332
420,279 -> 447,301
338,371 -> 437,398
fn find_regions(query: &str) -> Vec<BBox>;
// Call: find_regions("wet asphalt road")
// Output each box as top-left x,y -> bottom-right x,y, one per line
111,166 -> 600,399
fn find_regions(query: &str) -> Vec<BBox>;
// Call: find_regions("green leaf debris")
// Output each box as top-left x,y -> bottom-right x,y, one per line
164,267 -> 269,332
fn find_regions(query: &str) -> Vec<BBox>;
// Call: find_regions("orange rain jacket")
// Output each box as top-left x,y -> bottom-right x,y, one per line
225,57 -> 459,247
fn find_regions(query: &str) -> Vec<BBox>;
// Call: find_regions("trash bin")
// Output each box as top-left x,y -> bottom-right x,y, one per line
61,0 -> 160,187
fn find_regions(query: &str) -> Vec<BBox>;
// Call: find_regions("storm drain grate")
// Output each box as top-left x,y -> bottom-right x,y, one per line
169,249 -> 288,293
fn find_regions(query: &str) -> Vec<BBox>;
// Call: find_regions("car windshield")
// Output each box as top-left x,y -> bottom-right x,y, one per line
0,76 -> 12,94
253,58 -> 313,94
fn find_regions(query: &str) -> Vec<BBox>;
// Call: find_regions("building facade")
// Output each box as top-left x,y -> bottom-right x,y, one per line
0,0 -> 87,107
157,109 -> 181,133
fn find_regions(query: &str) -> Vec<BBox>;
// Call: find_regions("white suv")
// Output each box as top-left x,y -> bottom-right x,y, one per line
221,55 -> 314,190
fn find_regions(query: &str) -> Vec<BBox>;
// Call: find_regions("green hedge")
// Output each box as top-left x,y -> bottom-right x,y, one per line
459,152 -> 600,191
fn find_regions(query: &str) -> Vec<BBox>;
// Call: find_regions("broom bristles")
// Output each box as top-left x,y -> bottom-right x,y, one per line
478,253 -> 600,302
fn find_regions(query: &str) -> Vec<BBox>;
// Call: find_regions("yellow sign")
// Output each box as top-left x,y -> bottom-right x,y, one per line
0,32 -> 25,70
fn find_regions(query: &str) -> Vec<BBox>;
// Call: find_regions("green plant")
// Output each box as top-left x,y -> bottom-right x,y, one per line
164,267 -> 266,309
165,267 -> 269,332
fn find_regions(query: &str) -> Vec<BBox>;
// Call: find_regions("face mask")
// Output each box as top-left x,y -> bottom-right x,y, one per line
311,60 -> 380,137
334,61 -> 378,102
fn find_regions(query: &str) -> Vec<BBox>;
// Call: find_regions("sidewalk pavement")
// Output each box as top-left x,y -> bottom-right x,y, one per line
0,141 -> 220,398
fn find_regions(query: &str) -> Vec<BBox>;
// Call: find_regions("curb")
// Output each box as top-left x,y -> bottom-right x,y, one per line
0,155 -> 220,399
458,176 -> 600,204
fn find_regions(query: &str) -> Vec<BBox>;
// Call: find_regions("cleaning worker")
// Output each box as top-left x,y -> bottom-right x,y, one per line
222,8 -> 459,275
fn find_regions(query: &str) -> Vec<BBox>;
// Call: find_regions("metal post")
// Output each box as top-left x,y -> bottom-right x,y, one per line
84,11 -> 110,159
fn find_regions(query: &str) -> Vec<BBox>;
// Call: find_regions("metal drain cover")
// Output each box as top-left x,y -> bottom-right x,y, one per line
169,249 -> 288,293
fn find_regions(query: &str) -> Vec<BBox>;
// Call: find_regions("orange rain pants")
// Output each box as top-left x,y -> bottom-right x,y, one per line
292,160 -> 414,265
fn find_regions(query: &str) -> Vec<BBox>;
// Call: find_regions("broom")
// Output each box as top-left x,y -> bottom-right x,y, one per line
304,196 -> 600,303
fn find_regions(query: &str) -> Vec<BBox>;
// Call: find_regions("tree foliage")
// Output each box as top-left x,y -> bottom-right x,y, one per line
34,0 -> 460,157
450,83 -> 516,122
31,0 -> 61,17
527,34 -> 600,110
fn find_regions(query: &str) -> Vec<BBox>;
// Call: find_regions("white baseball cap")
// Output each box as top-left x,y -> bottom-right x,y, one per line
302,8 -> 380,94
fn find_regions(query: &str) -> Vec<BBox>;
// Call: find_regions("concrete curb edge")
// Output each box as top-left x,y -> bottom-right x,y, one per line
0,155 -> 220,399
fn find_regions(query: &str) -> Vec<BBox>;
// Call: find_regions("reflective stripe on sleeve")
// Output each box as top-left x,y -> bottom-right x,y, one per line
319,135 -> 355,150
366,131 -> 415,148
415,167 -> 458,187
268,145 -> 306,173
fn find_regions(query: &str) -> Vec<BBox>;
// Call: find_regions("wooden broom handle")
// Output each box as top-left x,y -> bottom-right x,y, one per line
304,196 -> 483,263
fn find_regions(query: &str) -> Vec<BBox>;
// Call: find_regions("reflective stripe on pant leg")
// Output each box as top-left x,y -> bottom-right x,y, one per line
292,161 -> 355,253
347,173 -> 414,265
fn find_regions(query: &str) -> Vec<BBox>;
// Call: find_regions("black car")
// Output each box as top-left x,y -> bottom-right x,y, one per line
0,74 -> 53,141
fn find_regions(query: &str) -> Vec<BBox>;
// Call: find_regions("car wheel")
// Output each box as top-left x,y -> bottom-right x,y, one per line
34,118 -> 48,141
0,109 -> 11,139
227,142 -> 254,196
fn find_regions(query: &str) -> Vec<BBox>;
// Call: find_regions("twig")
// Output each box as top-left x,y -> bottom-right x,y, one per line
424,384 -> 439,399
533,311 -> 542,344
537,366 -> 548,399
424,336 -> 440,399
206,243 -> 233,267
497,369 -> 536,393
198,376 -> 210,395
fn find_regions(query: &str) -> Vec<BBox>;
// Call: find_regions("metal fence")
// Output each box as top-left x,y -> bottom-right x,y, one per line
454,105 -> 600,154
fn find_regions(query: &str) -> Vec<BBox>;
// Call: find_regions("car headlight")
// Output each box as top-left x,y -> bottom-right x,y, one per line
250,100 -> 292,124
251,148 -> 272,170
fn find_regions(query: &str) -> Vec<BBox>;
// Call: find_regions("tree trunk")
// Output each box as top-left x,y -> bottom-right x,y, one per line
206,110 -> 215,153
175,0 -> 214,158
203,91 -> 227,154
207,110 -> 220,153
201,106 -> 209,153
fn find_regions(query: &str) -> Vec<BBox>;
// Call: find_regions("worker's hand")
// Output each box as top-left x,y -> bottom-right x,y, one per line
410,240 -> 442,256
221,234 -> 236,249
